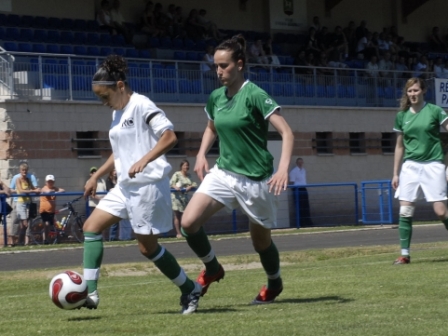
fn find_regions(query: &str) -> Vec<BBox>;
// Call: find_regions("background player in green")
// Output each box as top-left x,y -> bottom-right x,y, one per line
392,77 -> 448,264
181,35 -> 294,303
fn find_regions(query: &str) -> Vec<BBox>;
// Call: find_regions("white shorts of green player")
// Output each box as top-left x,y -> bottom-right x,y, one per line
196,165 -> 278,228
395,160 -> 447,203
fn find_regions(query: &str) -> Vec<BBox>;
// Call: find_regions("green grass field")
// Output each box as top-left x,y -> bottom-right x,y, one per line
1,241 -> 448,336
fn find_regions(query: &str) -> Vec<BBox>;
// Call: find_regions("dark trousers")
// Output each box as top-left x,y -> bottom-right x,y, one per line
292,187 -> 313,227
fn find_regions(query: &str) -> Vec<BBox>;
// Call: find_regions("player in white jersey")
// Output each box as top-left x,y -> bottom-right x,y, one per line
81,55 -> 201,314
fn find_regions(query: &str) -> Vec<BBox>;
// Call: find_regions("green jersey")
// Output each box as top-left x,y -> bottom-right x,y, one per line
393,103 -> 448,162
205,81 -> 280,181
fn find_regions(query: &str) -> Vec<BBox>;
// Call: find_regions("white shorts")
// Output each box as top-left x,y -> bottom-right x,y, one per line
395,160 -> 447,202
16,202 -> 28,220
96,177 -> 173,235
196,166 -> 278,228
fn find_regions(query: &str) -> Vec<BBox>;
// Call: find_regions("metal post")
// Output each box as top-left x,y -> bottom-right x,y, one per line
38,55 -> 43,99
378,182 -> 384,225
295,187 -> 301,228
354,184 -> 359,225
68,56 -> 73,101
1,196 -> 7,247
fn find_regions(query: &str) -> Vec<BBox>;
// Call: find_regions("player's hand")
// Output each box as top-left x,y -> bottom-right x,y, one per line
267,170 -> 288,195
128,158 -> 148,178
392,175 -> 399,190
84,177 -> 98,199
194,155 -> 210,181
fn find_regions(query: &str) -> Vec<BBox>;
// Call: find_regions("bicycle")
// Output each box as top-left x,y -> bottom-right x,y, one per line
30,196 -> 86,245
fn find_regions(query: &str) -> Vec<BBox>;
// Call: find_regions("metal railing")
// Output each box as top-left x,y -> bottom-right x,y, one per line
0,50 -> 437,107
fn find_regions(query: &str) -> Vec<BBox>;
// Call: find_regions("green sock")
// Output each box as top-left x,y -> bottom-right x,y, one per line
398,216 -> 412,256
83,232 -> 104,293
258,241 -> 282,290
182,227 -> 220,275
147,244 -> 194,295
442,217 -> 448,230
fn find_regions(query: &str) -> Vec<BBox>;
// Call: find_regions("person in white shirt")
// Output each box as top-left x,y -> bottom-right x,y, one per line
81,55 -> 201,314
289,158 -> 313,227
434,57 -> 445,78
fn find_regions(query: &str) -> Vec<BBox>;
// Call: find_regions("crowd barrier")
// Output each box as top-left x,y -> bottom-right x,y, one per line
0,51 -> 437,107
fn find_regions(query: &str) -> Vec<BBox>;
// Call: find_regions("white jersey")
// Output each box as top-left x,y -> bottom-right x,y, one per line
109,92 -> 173,187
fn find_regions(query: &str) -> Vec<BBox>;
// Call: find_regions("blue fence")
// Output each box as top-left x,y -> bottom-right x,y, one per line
361,180 -> 394,225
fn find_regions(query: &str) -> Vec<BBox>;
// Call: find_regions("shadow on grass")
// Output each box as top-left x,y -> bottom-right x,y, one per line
159,307 -> 238,315
68,316 -> 102,322
276,296 -> 353,304
429,258 -> 448,263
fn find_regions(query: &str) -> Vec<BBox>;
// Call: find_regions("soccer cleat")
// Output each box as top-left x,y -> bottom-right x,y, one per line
393,256 -> 410,265
251,285 -> 283,304
196,264 -> 225,296
180,282 -> 202,315
82,290 -> 100,309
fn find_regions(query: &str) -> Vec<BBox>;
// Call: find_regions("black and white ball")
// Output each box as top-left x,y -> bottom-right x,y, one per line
49,271 -> 88,310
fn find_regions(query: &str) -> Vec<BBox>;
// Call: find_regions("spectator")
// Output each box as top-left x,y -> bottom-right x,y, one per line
289,158 -> 313,227
355,20 -> 368,43
96,0 -> 117,35
0,178 -> 11,247
396,36 -> 410,58
414,55 -> 429,79
294,50 -> 312,75
87,166 -> 107,216
172,6 -> 185,38
434,57 -> 444,78
366,55 -> 379,78
153,3 -> 170,33
330,26 -> 348,59
441,60 -> 448,79
343,21 -> 357,55
310,16 -> 321,32
317,26 -> 332,52
357,32 -> 378,60
429,26 -> 447,51
387,34 -> 399,55
16,166 -> 40,246
39,175 -> 64,245
248,39 -> 268,65
264,44 -> 281,68
170,160 -> 197,238
198,9 -> 226,40
9,162 -> 38,247
379,52 -> 394,79
317,52 -> 333,76
328,51 -> 348,69
377,32 -> 389,53
184,9 -> 206,40
165,3 -> 182,37
201,45 -> 215,73
110,0 -> 133,44
305,27 -> 321,56
395,56 -> 409,80
140,1 -> 162,37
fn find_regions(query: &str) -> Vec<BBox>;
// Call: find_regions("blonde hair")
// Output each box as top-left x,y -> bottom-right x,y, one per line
399,77 -> 427,111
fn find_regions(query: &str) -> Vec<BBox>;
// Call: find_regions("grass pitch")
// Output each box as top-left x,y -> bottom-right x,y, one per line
1,242 -> 448,336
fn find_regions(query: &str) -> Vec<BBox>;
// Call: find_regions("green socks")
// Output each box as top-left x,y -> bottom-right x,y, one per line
398,216 -> 412,256
258,241 -> 282,290
83,232 -> 104,293
182,227 -> 220,275
147,244 -> 194,295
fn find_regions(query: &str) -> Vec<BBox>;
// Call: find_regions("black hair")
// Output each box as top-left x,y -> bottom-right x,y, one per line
93,54 -> 128,86
215,34 -> 247,68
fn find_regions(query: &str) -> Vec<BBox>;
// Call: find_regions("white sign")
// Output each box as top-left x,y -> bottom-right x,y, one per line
269,0 -> 307,31
435,78 -> 448,107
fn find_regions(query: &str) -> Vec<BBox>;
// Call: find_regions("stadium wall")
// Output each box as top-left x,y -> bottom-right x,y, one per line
0,100 -> 396,190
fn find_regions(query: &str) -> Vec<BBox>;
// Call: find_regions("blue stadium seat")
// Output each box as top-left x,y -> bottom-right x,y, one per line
166,79 -> 177,93
377,87 -> 385,98
174,51 -> 186,60
326,86 -> 335,98
148,37 -> 160,48
139,63 -> 150,77
125,49 -> 138,58
47,30 -> 60,43
160,37 -> 172,48
0,13 -> 6,26
18,43 -> 32,52
194,40 -> 206,51
30,58 -> 39,71
284,56 -> 294,66
139,78 -> 151,93
6,27 -> 20,40
47,17 -> 61,29
86,33 -> 100,45
317,85 -> 326,97
46,44 -> 60,53
60,18 -> 74,30
384,87 -> 394,99
113,48 -> 125,56
100,34 -> 112,46
86,20 -> 100,31
172,38 -> 184,49
3,42 -> 18,51
34,16 -> 47,28
86,61 -> 97,73
190,80 -> 201,94
74,46 -> 87,55
186,52 -> 198,61
283,83 -> 294,96
20,15 -> 34,28
0,27 -> 4,40
152,63 -> 165,78
346,86 -> 355,98
128,63 -> 140,77
273,83 -> 283,96
6,14 -> 20,27
295,83 -> 305,96
256,68 -> 270,81
184,39 -> 194,50
43,74 -> 58,89
305,85 -> 314,97
100,47 -> 112,56
60,31 -> 74,44
60,45 -> 73,54
72,60 -> 86,75
74,32 -> 86,45
165,64 -> 176,78
58,75 -> 69,90
179,79 -> 191,93
259,82 -> 271,95
72,75 -> 90,91
111,34 -> 126,46
87,46 -> 100,56
153,78 -> 166,93
74,19 -> 87,31
138,50 -> 151,59
32,44 -> 46,53
18,28 -> 33,41
34,30 -> 47,42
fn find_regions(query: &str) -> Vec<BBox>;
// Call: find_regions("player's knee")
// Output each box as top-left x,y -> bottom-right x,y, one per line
399,205 -> 414,218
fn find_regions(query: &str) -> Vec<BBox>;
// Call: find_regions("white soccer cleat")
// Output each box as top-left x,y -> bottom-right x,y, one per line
180,282 -> 202,315
83,290 -> 100,309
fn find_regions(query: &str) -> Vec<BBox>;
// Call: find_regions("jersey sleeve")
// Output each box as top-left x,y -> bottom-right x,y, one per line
435,105 -> 448,125
142,99 -> 164,123
393,112 -> 403,132
251,87 -> 281,119
149,113 -> 174,138
204,92 -> 215,120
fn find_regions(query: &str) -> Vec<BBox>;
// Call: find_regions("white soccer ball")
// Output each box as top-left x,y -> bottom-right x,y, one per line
49,271 -> 88,310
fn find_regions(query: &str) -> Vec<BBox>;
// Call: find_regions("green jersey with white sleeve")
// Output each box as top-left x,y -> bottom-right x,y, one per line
393,103 -> 448,162
204,81 -> 280,181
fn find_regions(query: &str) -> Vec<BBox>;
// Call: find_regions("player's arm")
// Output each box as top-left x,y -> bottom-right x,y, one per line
195,120 -> 217,181
392,133 -> 404,190
84,154 -> 115,198
267,110 -> 294,195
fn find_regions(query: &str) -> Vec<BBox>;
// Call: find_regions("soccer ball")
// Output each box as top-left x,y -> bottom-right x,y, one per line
49,271 -> 88,310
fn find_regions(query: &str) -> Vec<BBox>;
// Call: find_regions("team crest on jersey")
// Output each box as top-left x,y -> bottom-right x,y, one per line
121,118 -> 135,128
265,99 -> 272,105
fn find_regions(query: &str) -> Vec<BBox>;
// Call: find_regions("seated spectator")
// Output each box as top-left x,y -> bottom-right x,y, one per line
327,51 -> 348,69
264,45 -> 281,68
294,50 -> 311,74
165,3 -> 181,37
331,26 -> 348,59
201,45 -> 215,74
97,0 -> 117,35
317,52 -> 333,76
248,39 -> 268,65
434,57 -> 444,78
379,52 -> 394,78
198,9 -> 226,40
377,32 -> 389,53
366,55 -> 379,78
396,36 -> 410,58
414,55 -> 429,79
429,26 -> 447,51
311,16 -> 321,32
153,3 -> 171,33
355,20 -> 368,43
305,27 -> 321,56
110,0 -> 133,44
395,55 -> 409,78
357,32 -> 378,59
343,21 -> 356,55
441,59 -> 448,78
184,9 -> 206,40
306,52 -> 315,67
317,26 -> 332,52
140,1 -> 162,37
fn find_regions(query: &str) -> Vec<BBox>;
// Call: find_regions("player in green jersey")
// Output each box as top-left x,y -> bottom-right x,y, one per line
181,35 -> 294,303
392,77 -> 448,264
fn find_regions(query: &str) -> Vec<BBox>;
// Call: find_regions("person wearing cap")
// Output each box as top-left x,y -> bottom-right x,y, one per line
87,167 -> 107,216
39,175 -> 65,244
